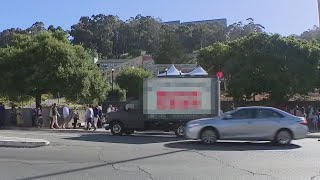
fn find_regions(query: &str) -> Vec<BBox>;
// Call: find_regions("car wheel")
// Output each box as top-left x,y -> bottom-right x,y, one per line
200,128 -> 218,144
175,125 -> 185,137
111,122 -> 124,136
274,130 -> 292,145
125,130 -> 134,135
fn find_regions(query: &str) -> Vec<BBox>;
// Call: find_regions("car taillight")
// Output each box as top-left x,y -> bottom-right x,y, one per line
300,118 -> 308,126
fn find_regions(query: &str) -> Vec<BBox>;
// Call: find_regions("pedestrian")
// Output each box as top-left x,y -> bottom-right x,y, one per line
16,107 -> 23,127
97,104 -> 103,128
85,104 -> 93,130
0,103 -> 5,129
313,111 -> 319,131
62,104 -> 70,129
93,105 -> 100,131
230,103 -> 236,110
300,107 -> 307,118
50,103 -> 60,129
36,105 -> 43,128
73,107 -> 79,129
10,106 -> 17,127
49,104 -> 53,128
32,107 -> 37,127
293,105 -> 299,116
107,104 -> 113,113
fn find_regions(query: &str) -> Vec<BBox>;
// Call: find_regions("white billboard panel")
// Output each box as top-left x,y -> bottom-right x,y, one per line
143,78 -> 215,115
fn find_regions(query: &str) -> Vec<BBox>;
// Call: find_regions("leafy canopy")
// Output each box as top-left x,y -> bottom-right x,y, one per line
115,68 -> 153,98
0,30 -> 109,104
198,33 -> 320,102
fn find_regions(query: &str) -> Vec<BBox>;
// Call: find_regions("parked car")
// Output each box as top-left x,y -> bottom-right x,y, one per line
185,106 -> 308,145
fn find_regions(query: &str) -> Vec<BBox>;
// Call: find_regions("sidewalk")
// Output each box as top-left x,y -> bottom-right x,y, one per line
0,136 -> 50,148
306,131 -> 320,138
1,127 -> 108,134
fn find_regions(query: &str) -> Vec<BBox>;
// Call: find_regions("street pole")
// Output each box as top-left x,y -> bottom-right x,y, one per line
318,0 -> 320,27
111,68 -> 114,91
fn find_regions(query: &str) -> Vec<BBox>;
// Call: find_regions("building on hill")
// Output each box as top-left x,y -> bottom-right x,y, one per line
98,53 -> 198,83
164,18 -> 227,26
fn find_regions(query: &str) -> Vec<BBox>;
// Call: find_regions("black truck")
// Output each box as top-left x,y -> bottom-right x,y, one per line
105,77 -> 221,137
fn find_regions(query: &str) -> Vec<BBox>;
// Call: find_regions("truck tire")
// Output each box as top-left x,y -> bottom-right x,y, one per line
111,122 -> 124,136
175,125 -> 185,138
125,130 -> 135,135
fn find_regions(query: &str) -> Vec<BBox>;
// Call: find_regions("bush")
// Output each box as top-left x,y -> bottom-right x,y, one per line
107,85 -> 126,101
116,68 -> 153,99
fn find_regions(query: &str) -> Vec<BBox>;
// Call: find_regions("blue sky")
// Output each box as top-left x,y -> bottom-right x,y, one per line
0,0 -> 317,36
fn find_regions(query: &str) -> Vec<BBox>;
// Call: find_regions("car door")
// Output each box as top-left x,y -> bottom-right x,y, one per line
246,108 -> 283,140
219,109 -> 255,139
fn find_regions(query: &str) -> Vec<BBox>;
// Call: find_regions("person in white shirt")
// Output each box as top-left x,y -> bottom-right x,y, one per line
62,104 -> 70,129
107,105 -> 112,113
85,104 -> 94,130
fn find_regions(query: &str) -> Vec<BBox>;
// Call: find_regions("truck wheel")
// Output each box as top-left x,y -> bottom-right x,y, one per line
175,125 -> 185,138
125,130 -> 134,135
111,122 -> 124,136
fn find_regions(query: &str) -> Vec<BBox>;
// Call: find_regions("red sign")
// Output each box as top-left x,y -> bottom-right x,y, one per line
216,71 -> 223,78
156,91 -> 202,110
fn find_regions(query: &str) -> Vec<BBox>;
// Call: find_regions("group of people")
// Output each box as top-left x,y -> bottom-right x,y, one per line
288,105 -> 320,130
84,104 -> 103,131
48,103 -> 80,129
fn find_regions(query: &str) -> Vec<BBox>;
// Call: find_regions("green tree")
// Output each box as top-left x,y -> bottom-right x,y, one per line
70,14 -> 122,57
0,30 -> 109,106
115,68 -> 153,98
227,18 -> 265,41
198,33 -> 320,102
153,33 -> 187,64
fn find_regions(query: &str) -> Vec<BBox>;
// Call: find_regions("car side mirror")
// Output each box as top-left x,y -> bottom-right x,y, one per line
223,114 -> 232,120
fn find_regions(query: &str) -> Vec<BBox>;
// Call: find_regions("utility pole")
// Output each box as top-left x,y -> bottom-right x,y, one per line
318,0 -> 320,27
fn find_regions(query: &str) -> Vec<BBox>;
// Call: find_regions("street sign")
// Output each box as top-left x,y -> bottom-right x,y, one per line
216,71 -> 223,78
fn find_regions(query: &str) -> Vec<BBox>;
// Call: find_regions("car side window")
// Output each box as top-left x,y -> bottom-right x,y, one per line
231,109 -> 255,119
256,109 -> 283,119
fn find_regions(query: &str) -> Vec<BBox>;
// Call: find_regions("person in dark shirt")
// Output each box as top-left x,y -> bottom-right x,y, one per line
0,103 -> 5,128
93,105 -> 99,131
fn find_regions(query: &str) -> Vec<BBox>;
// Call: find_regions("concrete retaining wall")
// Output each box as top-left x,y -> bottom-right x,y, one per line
2,107 -> 87,127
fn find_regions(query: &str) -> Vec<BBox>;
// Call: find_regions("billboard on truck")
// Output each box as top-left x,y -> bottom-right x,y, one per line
143,78 -> 219,116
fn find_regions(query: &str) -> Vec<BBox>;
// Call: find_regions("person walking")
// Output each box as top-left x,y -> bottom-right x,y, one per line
85,105 -> 93,130
93,105 -> 99,131
313,111 -> 319,131
62,104 -> 70,129
36,105 -> 43,128
73,107 -> 79,129
0,103 -> 5,129
16,107 -> 23,127
97,104 -> 103,128
300,107 -> 307,118
50,103 -> 60,129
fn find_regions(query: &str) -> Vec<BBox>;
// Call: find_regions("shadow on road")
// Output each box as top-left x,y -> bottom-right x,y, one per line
64,133 -> 182,144
164,140 -> 301,151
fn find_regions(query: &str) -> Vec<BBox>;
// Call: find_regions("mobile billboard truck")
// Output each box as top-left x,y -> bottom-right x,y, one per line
105,77 -> 221,137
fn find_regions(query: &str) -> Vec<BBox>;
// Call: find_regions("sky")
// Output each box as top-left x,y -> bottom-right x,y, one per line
0,0 -> 318,36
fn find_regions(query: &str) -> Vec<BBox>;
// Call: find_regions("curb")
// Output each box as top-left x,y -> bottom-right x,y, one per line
0,137 -> 50,148
306,134 -> 320,139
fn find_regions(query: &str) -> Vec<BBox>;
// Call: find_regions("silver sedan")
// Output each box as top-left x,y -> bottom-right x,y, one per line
185,106 -> 309,145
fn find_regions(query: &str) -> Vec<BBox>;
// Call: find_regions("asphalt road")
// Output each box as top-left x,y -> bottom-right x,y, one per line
0,130 -> 319,180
